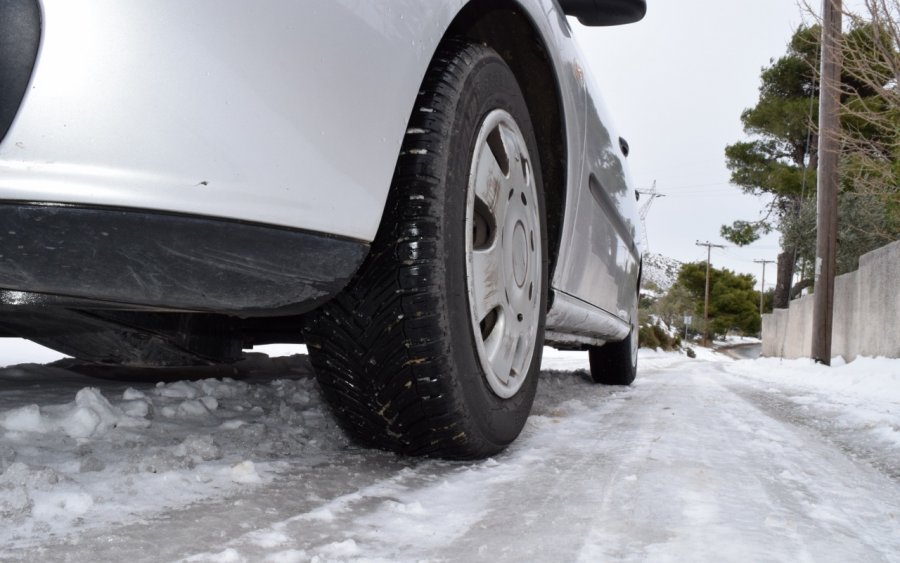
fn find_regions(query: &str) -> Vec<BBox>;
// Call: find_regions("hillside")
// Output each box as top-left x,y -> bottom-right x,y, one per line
642,252 -> 682,292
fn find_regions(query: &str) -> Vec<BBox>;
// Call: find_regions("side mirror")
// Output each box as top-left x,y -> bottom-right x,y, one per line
558,0 -> 647,26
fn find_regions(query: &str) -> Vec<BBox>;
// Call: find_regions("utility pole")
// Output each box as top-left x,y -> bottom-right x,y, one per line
812,0 -> 842,366
753,259 -> 775,316
696,241 -> 724,346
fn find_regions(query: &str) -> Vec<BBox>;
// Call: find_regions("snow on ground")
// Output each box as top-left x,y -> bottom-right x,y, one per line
724,354 -> 900,478
0,355 -> 346,554
713,335 -> 762,347
1,339 -> 899,561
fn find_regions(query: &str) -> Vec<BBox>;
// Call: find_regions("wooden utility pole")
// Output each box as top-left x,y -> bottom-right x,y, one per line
696,241 -> 724,346
812,0 -> 842,365
753,259 -> 775,316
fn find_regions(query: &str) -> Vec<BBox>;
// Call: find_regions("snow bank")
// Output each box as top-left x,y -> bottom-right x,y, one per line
723,355 -> 900,453
0,364 -> 344,553
726,356 -> 900,405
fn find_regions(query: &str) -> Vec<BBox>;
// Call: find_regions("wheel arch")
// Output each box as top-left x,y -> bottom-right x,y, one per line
442,1 -> 568,284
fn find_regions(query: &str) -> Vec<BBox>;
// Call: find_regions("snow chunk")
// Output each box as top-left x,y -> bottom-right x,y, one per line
184,548 -> 246,562
152,379 -> 246,420
306,507 -> 336,522
315,539 -> 360,558
249,530 -> 290,548
66,388 -> 129,437
0,387 -> 149,439
383,500 -> 425,515
174,435 -> 223,462
0,404 -> 44,433
229,461 -> 262,484
201,396 -> 219,411
0,484 -> 32,520
0,462 -> 60,488
120,399 -> 151,418
32,490 -> 94,520
0,445 -> 16,474
176,399 -> 212,418
156,380 -> 200,399
122,387 -> 147,401
198,378 -> 249,399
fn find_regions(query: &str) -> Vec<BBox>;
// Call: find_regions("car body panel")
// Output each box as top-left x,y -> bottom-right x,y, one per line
527,8 -> 641,336
551,46 -> 641,328
0,0 -> 465,242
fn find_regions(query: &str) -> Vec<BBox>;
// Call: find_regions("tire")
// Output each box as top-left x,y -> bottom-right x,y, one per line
588,328 -> 638,386
305,40 -> 548,459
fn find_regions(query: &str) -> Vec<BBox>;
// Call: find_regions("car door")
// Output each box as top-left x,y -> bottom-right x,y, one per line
551,59 -> 641,331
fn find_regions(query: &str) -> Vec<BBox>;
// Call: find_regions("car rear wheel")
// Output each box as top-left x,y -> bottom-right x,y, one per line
588,327 -> 638,386
305,39 -> 548,459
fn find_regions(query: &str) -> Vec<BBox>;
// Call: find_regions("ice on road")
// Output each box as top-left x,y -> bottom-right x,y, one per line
1,344 -> 898,562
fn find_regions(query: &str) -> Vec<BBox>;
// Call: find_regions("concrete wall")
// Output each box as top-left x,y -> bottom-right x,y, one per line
762,239 -> 900,360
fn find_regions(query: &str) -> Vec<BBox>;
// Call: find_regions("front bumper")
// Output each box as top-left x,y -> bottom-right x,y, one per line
0,203 -> 368,315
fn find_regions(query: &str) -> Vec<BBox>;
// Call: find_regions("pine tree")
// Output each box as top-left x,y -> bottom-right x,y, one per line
672,263 -> 761,338
724,18 -> 898,307
723,26 -> 819,308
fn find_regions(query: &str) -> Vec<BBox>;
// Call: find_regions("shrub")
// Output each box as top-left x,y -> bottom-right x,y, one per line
639,325 -> 661,349
639,322 -> 682,351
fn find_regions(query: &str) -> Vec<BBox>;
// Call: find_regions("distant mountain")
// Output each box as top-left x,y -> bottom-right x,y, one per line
642,252 -> 682,292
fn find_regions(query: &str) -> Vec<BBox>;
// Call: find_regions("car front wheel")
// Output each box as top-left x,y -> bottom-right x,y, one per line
305,39 -> 548,459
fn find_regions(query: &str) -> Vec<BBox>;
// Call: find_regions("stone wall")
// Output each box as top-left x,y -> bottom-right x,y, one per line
762,239 -> 900,360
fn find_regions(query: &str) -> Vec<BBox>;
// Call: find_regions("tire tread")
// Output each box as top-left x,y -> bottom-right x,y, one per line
306,40 -> 497,458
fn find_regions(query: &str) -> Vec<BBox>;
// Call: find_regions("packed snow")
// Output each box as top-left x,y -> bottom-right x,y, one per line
1,338 -> 898,561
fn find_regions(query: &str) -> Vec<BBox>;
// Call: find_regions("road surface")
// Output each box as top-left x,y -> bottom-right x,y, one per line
1,348 -> 898,562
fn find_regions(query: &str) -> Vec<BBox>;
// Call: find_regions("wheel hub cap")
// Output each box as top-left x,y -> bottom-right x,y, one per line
465,109 -> 541,399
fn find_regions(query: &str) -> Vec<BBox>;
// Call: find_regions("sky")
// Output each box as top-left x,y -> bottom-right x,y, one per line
572,0 -> 813,290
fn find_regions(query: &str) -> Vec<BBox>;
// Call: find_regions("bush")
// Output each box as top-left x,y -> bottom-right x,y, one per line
638,322 -> 681,351
638,325 -> 660,349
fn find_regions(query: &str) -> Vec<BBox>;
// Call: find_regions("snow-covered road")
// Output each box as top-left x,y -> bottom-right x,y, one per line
1,344 -> 898,562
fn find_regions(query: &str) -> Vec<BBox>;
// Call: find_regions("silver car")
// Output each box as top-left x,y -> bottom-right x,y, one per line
0,0 -> 644,458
